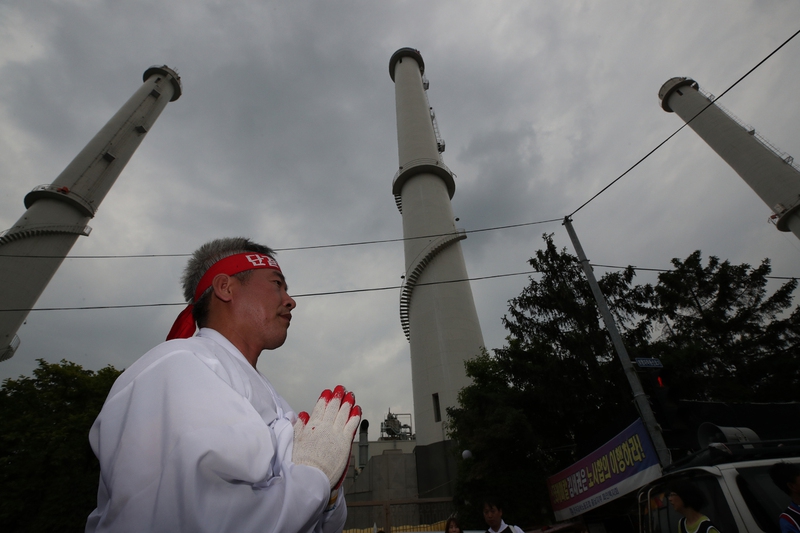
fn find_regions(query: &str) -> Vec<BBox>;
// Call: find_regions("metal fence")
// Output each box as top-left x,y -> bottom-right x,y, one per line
344,497 -> 454,533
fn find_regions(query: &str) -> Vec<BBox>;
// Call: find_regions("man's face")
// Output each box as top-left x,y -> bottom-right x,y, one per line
234,269 -> 296,350
483,504 -> 502,531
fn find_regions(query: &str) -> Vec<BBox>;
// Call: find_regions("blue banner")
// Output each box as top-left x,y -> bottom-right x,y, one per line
547,418 -> 662,521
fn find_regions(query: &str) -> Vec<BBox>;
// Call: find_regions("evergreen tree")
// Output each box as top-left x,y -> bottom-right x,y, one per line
447,235 -> 799,527
0,360 -> 121,532
650,251 -> 800,402
447,235 -> 647,527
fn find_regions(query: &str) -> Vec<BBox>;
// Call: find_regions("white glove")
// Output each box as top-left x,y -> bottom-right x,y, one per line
293,385 -> 361,490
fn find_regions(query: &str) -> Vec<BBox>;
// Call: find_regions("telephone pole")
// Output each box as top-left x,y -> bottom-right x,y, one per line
564,217 -> 671,468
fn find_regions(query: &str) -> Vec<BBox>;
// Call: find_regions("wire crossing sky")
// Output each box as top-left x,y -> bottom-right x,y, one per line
568,26 -> 800,218
0,217 -> 564,258
4,265 -> 795,313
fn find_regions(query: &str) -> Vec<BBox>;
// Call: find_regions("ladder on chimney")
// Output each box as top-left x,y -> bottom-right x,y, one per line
422,75 -> 446,153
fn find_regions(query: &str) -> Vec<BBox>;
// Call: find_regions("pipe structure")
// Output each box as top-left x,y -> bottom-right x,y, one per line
0,66 -> 182,361
389,48 -> 484,448
659,77 -> 800,238
358,419 -> 369,470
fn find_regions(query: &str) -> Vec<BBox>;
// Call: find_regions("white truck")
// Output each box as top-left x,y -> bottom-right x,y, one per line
637,425 -> 800,533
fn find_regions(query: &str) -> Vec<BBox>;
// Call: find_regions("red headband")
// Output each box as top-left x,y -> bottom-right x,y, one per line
166,253 -> 282,340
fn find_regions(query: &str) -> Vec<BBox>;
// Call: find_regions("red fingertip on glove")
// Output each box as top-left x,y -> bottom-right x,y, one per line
318,389 -> 333,403
332,385 -> 346,399
342,391 -> 355,406
347,405 -> 361,424
298,411 -> 310,424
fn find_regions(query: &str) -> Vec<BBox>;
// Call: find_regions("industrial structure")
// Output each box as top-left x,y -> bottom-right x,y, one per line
388,48 -> 484,496
345,413 -> 442,531
0,66 -> 182,361
659,77 -> 800,239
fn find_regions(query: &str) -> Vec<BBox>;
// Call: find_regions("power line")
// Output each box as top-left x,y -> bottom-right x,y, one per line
5,264 -> 795,313
590,263 -> 797,280
0,218 -> 563,259
0,271 -> 537,312
569,27 -> 800,217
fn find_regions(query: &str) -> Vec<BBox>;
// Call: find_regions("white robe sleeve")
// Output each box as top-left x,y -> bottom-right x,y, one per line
320,486 -> 348,533
86,347 -> 343,533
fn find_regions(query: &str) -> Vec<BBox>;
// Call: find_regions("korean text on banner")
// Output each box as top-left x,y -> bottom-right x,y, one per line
546,418 -> 662,521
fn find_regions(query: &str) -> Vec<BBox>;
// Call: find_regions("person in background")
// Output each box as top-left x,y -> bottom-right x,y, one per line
482,499 -> 524,533
668,481 -> 720,533
445,516 -> 464,533
769,462 -> 800,533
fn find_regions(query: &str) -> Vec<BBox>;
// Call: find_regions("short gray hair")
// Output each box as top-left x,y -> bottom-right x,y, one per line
182,237 -> 276,327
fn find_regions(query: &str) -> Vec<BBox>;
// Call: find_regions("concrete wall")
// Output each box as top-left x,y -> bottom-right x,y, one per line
347,449 -> 419,502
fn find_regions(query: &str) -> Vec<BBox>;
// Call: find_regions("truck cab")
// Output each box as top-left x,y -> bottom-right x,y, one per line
637,433 -> 800,533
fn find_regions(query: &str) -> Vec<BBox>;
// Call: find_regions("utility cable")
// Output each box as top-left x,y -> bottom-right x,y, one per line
590,263 -> 797,280
0,218 -> 563,259
568,27 -> 800,218
4,264 -> 794,313
0,271 -> 536,312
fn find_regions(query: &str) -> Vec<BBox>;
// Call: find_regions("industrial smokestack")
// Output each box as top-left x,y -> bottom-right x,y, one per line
358,419 -> 369,470
0,66 -> 182,361
389,48 -> 484,450
659,77 -> 800,238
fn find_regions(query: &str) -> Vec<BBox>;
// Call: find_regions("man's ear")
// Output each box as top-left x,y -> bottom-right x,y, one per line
211,273 -> 235,302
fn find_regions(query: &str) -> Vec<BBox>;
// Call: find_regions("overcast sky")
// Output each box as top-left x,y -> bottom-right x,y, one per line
1,1 -> 799,438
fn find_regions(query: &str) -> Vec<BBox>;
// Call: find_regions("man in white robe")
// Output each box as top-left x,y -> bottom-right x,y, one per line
86,237 -> 360,533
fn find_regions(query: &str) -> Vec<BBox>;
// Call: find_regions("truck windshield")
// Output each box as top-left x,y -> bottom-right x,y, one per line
640,475 -> 738,533
735,465 -> 791,533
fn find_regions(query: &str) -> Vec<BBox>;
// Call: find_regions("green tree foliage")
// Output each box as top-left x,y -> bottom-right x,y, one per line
650,251 -> 800,402
446,235 -> 799,528
0,359 -> 121,532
